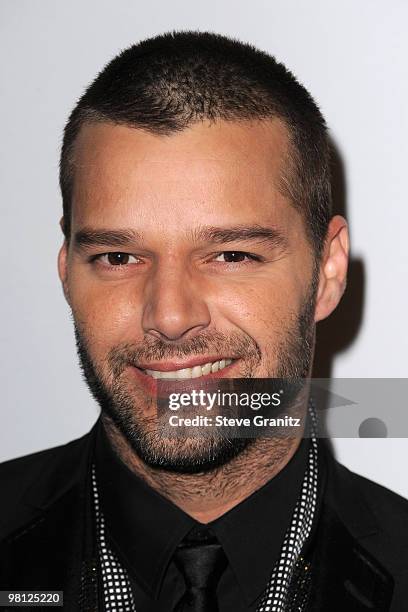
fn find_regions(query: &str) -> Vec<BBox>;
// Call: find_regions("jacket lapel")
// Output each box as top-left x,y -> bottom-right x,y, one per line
306,503 -> 394,611
302,443 -> 396,611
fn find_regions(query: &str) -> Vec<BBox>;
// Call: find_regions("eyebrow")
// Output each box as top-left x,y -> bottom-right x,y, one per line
192,225 -> 288,249
73,224 -> 287,250
73,228 -> 141,249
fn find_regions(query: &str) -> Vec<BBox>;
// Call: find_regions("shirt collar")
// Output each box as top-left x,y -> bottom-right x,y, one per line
95,420 -> 312,604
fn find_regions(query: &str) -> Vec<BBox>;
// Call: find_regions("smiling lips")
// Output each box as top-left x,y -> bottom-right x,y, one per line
142,358 -> 233,380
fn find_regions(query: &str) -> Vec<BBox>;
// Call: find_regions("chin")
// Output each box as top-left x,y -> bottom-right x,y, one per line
125,430 -> 252,474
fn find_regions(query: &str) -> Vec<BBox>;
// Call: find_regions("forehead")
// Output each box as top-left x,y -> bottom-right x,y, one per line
71,119 -> 296,233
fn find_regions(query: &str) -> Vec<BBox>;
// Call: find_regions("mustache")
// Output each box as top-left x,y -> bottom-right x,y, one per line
105,330 -> 262,375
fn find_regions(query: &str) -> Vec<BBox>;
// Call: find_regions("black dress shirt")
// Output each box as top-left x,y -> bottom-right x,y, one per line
95,423 -> 323,611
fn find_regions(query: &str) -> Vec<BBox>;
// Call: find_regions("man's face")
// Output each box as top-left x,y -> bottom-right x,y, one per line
59,119 -> 318,472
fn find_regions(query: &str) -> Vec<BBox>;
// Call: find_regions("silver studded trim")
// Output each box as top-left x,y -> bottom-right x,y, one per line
256,403 -> 318,611
92,467 -> 136,611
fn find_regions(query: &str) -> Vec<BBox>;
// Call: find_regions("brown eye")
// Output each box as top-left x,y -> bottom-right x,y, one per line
215,252 -> 255,263
93,252 -> 140,267
107,252 -> 131,265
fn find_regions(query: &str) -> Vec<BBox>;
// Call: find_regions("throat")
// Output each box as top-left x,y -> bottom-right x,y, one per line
101,415 -> 302,523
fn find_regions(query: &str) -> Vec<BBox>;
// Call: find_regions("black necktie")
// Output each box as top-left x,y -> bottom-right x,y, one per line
173,526 -> 228,612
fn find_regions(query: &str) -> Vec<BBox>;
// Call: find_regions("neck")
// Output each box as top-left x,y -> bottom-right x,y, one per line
102,419 -> 303,522
101,409 -> 306,523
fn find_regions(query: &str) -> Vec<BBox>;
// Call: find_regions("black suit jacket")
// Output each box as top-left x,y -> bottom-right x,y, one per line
0,422 -> 407,611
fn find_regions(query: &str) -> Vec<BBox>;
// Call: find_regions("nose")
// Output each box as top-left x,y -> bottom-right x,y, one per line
141,262 -> 211,342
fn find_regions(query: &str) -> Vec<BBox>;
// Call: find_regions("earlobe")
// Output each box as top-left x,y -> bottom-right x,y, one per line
314,215 -> 349,323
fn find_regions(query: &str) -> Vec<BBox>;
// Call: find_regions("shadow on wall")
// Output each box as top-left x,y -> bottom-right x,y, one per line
312,139 -> 365,380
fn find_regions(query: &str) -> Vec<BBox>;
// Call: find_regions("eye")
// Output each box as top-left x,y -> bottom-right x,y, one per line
213,251 -> 260,263
97,252 -> 140,266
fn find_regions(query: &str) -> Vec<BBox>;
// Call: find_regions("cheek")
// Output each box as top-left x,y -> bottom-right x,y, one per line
68,273 -> 144,351
213,276 -> 303,338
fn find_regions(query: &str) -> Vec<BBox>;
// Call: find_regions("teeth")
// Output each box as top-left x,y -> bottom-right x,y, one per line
201,363 -> 212,375
176,368 -> 192,380
191,365 -> 203,378
144,358 -> 233,380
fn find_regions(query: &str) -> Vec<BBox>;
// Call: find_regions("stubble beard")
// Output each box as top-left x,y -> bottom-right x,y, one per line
74,278 -> 317,475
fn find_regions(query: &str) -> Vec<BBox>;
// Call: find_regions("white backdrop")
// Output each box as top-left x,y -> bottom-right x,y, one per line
1,0 -> 407,496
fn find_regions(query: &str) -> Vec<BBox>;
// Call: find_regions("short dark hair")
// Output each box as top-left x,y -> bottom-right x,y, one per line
60,31 -> 332,256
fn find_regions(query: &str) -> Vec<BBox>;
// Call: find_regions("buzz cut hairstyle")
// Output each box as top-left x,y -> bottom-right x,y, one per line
60,30 -> 332,257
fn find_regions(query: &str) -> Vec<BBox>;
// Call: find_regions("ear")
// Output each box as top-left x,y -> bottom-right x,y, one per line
314,215 -> 349,322
57,218 -> 71,305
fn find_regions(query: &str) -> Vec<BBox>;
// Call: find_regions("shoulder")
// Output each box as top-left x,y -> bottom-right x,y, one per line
0,441 -> 74,498
326,452 -> 408,546
336,462 -> 408,517
349,465 -> 408,511
0,428 -> 95,537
